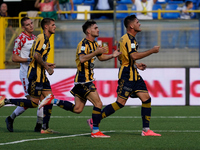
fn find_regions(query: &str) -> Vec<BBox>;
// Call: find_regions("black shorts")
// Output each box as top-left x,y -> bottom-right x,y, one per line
117,77 -> 148,100
70,82 -> 96,101
28,77 -> 51,98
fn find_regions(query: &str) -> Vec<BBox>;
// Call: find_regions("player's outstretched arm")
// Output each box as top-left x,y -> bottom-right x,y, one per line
131,46 -> 160,61
98,48 -> 122,61
34,52 -> 54,75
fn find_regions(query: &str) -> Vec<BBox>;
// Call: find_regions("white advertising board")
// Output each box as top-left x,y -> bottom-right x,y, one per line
0,68 -> 185,106
190,68 -> 200,105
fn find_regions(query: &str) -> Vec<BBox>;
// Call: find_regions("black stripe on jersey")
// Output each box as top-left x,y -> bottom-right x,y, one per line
87,41 -> 92,81
125,42 -> 131,80
79,41 -> 86,82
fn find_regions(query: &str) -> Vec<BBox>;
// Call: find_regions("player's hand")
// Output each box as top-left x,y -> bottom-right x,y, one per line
48,63 -> 56,69
96,46 -> 108,55
112,49 -> 122,58
136,63 -> 147,71
152,46 -> 160,53
47,67 -> 54,75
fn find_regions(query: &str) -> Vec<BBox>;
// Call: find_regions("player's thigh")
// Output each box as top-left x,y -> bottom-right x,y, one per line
116,96 -> 127,106
30,97 -> 40,104
86,90 -> 102,108
41,77 -> 53,98
41,90 -> 53,98
74,96 -> 86,113
136,92 -> 150,102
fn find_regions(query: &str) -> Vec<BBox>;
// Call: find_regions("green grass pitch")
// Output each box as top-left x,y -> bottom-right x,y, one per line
0,106 -> 199,150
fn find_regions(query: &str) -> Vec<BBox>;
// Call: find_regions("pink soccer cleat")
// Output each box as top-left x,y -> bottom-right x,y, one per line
87,118 -> 93,132
141,129 -> 161,136
91,131 -> 110,138
38,94 -> 54,109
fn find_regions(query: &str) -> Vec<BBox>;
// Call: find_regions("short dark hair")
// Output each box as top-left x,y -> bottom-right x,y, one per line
41,18 -> 55,30
21,17 -> 30,26
186,1 -> 193,7
82,20 -> 96,34
124,15 -> 137,28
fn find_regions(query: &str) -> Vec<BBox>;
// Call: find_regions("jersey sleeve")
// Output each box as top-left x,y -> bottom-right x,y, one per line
13,36 -> 23,55
129,39 -> 138,54
77,41 -> 87,55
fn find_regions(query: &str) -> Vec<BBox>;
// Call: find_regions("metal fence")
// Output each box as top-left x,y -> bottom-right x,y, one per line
54,19 -> 199,68
0,11 -> 200,69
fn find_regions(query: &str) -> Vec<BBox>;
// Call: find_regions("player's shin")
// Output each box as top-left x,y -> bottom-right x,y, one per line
141,98 -> 151,132
42,104 -> 53,130
101,101 -> 124,120
56,99 -> 75,112
8,99 -> 38,108
92,106 -> 102,133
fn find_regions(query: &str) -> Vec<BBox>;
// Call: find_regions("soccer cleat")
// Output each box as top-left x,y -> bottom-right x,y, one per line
5,116 -> 14,132
34,123 -> 42,132
0,96 -> 6,108
38,94 -> 54,109
41,128 -> 59,134
91,131 -> 110,138
141,129 -> 161,136
87,118 -> 93,132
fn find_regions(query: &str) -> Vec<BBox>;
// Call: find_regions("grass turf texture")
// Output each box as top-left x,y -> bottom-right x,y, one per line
0,106 -> 199,150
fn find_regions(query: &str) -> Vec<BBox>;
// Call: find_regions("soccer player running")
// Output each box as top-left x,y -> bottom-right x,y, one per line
5,17 -> 43,132
87,15 -> 161,136
38,20 -> 121,138
0,18 -> 57,134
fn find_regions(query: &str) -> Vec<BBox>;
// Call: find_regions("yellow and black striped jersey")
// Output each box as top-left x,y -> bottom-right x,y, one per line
74,38 -> 100,83
27,33 -> 50,83
118,33 -> 140,81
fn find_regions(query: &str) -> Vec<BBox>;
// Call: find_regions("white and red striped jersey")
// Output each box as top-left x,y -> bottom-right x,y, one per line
13,32 -> 36,76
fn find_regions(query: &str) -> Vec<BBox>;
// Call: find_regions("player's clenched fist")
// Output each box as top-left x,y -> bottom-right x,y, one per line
152,46 -> 160,53
96,46 -> 108,55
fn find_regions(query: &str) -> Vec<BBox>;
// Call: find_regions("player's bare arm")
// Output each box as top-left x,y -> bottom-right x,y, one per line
98,49 -> 122,61
136,63 -> 147,71
131,46 -> 160,60
12,53 -> 31,63
34,52 -> 54,75
79,46 -> 107,63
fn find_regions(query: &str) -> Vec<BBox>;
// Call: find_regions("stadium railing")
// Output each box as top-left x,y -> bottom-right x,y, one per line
0,9 -> 200,69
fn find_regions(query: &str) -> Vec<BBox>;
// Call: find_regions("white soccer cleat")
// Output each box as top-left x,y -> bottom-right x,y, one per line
38,94 -> 54,109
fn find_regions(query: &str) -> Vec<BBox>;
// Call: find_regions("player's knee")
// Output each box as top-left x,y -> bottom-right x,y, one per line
142,97 -> 151,103
94,101 -> 103,109
73,107 -> 83,114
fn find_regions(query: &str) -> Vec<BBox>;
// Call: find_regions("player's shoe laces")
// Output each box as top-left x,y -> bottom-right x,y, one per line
87,118 -> 93,132
38,94 -> 54,109
34,123 -> 42,132
5,116 -> 14,132
0,96 -> 6,108
141,129 -> 161,136
91,131 -> 110,138
41,128 -> 59,134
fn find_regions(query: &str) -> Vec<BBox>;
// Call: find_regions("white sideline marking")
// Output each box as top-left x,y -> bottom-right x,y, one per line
0,116 -> 200,119
0,132 -> 91,146
0,130 -> 200,146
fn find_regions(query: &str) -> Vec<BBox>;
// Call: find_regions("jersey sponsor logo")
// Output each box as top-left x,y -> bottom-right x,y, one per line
81,46 -> 85,51
42,44 -> 46,49
131,43 -> 135,49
